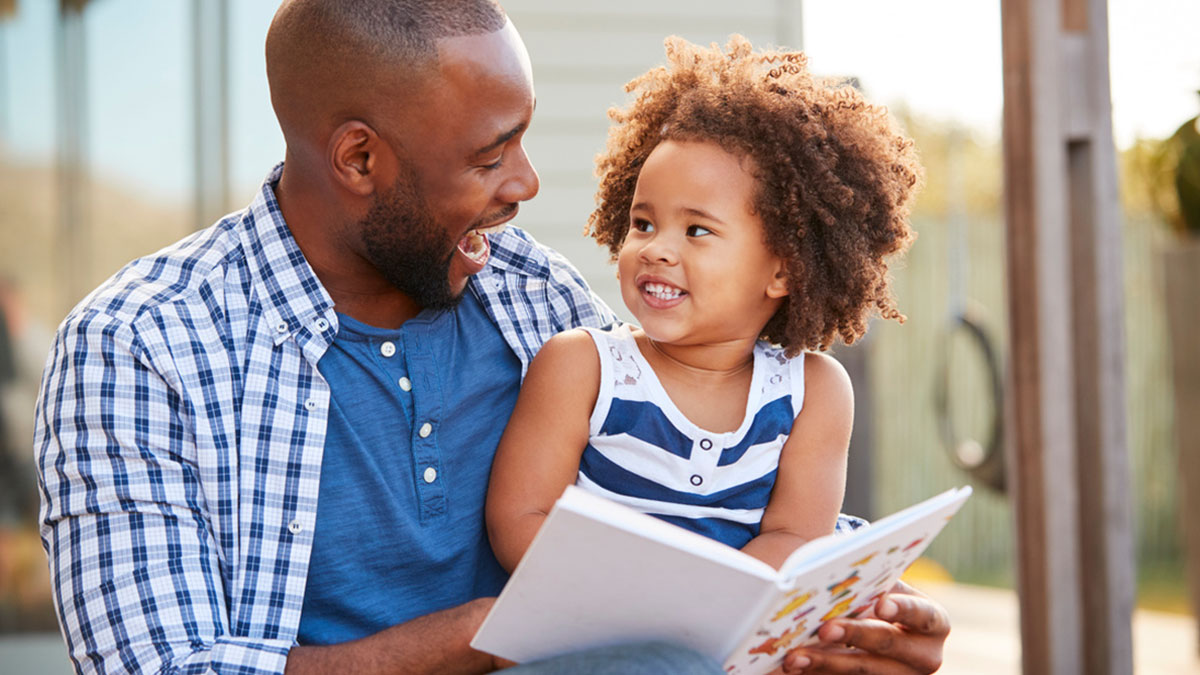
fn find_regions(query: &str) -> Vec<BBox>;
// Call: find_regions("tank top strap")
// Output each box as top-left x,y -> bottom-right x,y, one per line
754,342 -> 807,418
578,325 -> 647,435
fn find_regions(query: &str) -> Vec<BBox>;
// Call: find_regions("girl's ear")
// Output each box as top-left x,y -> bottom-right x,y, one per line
766,260 -> 789,299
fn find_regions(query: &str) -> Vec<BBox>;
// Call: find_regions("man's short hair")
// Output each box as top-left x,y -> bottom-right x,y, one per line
266,0 -> 508,145
270,0 -> 508,69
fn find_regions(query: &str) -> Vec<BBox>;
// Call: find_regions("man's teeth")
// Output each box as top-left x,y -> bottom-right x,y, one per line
460,231 -> 487,260
474,222 -> 508,236
643,282 -> 683,300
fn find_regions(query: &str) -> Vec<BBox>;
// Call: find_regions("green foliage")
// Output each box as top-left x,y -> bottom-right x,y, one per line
1175,115 -> 1200,233
1128,91 -> 1200,237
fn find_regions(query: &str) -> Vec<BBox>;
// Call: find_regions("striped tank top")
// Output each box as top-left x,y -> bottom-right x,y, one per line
576,324 -> 806,549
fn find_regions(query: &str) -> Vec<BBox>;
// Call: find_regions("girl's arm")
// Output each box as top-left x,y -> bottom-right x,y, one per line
485,329 -> 601,572
741,351 -> 854,569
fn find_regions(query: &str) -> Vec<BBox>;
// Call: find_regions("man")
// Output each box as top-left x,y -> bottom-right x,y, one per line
34,1 -> 950,673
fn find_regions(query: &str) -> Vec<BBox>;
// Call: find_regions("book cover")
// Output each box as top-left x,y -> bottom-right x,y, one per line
472,485 -> 971,674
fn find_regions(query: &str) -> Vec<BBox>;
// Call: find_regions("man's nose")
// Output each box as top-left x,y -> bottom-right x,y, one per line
499,144 -> 539,203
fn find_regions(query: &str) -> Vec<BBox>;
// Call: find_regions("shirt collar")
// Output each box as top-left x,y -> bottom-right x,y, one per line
483,226 -> 551,278
237,163 -> 335,346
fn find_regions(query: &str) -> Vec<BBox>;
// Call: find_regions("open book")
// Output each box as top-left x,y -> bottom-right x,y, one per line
472,485 -> 972,674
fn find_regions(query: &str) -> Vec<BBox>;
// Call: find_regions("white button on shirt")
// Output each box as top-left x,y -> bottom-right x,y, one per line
398,376 -> 412,392
418,422 -> 433,438
380,341 -> 396,358
304,398 -> 318,411
423,467 -> 437,483
287,519 -> 303,534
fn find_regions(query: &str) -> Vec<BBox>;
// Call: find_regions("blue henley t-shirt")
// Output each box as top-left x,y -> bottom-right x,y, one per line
297,289 -> 520,645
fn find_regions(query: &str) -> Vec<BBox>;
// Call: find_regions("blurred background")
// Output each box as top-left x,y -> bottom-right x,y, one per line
0,0 -> 1196,672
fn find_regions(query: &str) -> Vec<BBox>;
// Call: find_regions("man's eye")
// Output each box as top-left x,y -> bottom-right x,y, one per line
482,157 -> 504,170
687,225 -> 712,237
631,219 -> 655,233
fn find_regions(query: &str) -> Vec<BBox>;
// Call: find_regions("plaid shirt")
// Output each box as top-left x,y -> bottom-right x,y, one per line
35,164 -> 865,675
34,163 -> 617,675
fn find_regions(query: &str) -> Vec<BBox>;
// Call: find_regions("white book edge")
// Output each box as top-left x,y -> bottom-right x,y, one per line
778,486 -> 973,582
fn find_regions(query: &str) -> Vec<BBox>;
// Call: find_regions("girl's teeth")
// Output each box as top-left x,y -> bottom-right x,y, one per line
644,283 -> 682,300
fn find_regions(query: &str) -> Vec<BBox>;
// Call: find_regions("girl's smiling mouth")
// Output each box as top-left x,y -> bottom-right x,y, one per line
637,277 -> 688,309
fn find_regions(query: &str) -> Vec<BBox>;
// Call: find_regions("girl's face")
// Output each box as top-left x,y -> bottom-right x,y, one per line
618,139 -> 789,348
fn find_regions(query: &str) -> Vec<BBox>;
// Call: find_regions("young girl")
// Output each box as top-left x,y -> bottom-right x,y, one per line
486,35 -> 922,572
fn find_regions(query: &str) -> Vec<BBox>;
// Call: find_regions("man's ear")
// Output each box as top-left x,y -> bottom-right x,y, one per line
329,120 -> 382,197
766,259 -> 790,299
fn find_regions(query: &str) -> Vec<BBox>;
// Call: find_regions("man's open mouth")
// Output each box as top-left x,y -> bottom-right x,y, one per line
457,222 -> 509,265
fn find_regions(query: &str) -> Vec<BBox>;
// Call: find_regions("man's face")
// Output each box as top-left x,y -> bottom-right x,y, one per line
369,20 -> 539,306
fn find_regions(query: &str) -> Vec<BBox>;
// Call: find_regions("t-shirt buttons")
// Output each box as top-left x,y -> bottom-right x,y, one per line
419,422 -> 433,438
398,376 -> 413,392
699,439 -> 713,451
423,466 -> 438,483
287,519 -> 303,534
690,474 -> 703,486
380,341 -> 397,358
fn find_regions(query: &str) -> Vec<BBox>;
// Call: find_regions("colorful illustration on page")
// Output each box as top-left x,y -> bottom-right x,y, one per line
721,524 -> 940,675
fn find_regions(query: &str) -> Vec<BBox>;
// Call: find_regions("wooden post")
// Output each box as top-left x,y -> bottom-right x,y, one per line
1000,0 -> 1134,673
1164,240 -> 1200,655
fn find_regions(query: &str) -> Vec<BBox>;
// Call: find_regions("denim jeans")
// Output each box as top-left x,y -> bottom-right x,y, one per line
505,641 -> 725,674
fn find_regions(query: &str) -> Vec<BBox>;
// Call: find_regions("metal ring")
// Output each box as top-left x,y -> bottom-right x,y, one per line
933,310 -> 1005,492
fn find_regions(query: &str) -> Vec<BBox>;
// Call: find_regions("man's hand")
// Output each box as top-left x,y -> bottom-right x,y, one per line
286,597 -> 507,675
771,581 -> 949,675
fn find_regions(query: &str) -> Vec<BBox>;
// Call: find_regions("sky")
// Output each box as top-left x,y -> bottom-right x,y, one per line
801,0 -> 1200,148
0,0 -> 1197,199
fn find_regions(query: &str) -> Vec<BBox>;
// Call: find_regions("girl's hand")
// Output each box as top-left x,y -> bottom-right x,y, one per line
771,581 -> 949,675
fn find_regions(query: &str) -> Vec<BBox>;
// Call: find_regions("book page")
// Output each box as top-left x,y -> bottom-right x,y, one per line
721,487 -> 972,675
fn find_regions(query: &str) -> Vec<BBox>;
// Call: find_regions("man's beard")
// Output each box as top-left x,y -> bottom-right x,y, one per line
361,167 -> 462,312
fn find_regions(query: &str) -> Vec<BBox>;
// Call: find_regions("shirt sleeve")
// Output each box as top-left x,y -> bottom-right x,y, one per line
541,244 -> 620,332
34,309 -> 291,675
834,514 -> 869,533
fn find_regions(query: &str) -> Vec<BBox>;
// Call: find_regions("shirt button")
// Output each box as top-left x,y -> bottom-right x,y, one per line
690,474 -> 703,486
418,422 -> 433,438
699,439 -> 713,451
314,318 -> 330,332
287,519 -> 304,534
304,398 -> 318,411
423,466 -> 437,483
275,321 -> 289,334
380,341 -> 396,357
398,376 -> 412,392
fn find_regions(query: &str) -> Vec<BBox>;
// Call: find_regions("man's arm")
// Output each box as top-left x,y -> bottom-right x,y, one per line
285,599 -> 504,675
36,310 -> 299,674
36,311 -> 504,675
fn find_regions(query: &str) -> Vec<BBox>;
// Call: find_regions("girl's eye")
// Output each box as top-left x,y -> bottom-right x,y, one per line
631,218 -> 655,233
687,225 -> 712,237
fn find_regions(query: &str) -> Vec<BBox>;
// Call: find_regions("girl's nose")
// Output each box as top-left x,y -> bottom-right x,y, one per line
638,235 -> 678,264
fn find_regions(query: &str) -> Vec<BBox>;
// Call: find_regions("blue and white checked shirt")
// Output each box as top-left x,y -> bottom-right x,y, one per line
33,163 -> 617,675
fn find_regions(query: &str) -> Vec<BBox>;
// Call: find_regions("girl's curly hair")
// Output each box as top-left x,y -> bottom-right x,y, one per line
586,35 -> 923,354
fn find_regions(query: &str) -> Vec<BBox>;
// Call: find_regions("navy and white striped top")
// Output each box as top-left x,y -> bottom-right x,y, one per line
576,325 -> 806,549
